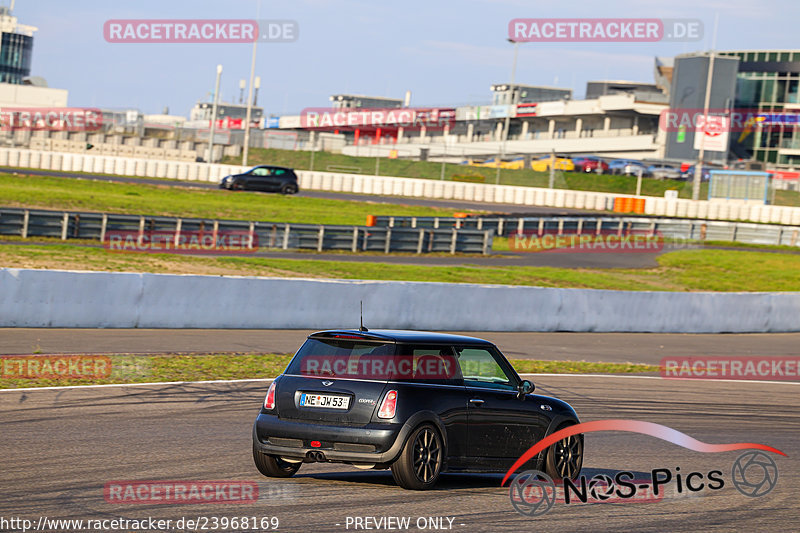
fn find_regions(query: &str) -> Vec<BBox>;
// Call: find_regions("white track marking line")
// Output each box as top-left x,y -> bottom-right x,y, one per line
1,373 -> 798,393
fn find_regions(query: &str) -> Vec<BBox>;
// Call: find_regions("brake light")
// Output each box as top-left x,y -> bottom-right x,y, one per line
378,390 -> 398,419
263,381 -> 277,410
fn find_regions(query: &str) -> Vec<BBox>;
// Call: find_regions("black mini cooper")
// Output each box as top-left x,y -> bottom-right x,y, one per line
252,330 -> 583,490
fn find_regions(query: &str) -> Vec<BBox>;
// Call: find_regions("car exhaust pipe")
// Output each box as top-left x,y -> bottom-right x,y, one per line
306,450 -> 326,462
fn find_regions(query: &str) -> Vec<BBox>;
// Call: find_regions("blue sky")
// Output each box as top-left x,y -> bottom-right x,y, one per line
16,0 -> 799,117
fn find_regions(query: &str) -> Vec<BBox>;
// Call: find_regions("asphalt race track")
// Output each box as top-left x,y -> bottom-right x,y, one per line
2,329 -> 800,365
1,375 -> 796,532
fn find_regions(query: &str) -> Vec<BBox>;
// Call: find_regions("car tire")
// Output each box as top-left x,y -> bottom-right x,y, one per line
280,184 -> 298,195
544,423 -> 583,481
391,424 -> 443,490
252,443 -> 301,478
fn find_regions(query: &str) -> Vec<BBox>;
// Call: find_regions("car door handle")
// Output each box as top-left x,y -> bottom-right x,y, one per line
469,398 -> 485,406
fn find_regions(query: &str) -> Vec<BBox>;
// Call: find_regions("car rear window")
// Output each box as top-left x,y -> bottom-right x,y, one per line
286,339 -> 461,383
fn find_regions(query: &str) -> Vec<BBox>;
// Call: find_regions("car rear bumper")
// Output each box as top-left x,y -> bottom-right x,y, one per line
253,413 -> 410,464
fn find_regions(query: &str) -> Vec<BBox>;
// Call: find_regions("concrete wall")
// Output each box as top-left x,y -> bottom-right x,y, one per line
2,268 -> 798,332
4,147 -> 800,225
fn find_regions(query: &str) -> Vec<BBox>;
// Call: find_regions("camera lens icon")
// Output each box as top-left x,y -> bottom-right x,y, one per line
509,470 -> 557,516
732,451 -> 778,497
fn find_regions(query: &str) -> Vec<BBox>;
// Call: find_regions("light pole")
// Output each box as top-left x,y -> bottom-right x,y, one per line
496,39 -> 519,185
207,64 -> 223,164
242,4 -> 260,167
694,15 -> 719,201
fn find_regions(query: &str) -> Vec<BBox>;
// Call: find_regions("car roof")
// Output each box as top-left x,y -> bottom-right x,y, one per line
309,329 -> 495,345
253,165 -> 294,170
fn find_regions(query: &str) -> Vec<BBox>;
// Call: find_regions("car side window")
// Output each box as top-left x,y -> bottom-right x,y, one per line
394,344 -> 463,385
252,167 -> 270,176
456,347 -> 516,391
272,169 -> 285,176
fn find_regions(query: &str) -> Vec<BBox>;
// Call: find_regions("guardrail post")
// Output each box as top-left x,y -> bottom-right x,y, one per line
576,218 -> 583,235
596,218 -> 602,235
497,218 -> 504,236
517,218 -> 524,234
270,224 -> 278,248
384,228 -> 392,254
688,222 -> 694,240
211,220 -> 218,246
477,218 -> 483,230
351,227 -> 359,252
317,226 -> 325,252
416,229 -> 425,254
700,223 -> 707,241
482,230 -> 491,255
455,218 -> 462,229
389,216 -> 395,228
649,221 -> 656,236
283,224 -> 290,250
21,209 -> 29,238
450,228 -> 457,254
174,218 -> 182,247
730,224 -> 737,242
538,218 -> 544,236
249,222 -> 255,249
61,212 -> 69,240
137,216 -> 145,246
557,218 -> 564,235
100,214 -> 107,242
411,217 -> 417,229
776,227 -> 783,246
791,229 -> 798,247
617,220 -> 623,237
73,214 -> 81,238
434,217 -> 440,229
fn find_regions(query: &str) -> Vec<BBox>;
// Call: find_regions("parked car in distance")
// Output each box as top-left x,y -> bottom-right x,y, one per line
680,164 -> 719,182
220,165 -> 299,194
572,156 -> 609,174
531,155 -> 575,172
609,159 -> 645,175
647,163 -> 682,180
252,329 -> 583,490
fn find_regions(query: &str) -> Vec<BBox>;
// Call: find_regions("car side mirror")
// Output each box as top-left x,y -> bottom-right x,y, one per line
517,379 -> 534,399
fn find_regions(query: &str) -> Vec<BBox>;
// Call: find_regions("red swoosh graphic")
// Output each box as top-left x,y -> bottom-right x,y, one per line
501,419 -> 786,486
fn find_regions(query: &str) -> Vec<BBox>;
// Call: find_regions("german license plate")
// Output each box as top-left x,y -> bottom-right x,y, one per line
300,393 -> 350,409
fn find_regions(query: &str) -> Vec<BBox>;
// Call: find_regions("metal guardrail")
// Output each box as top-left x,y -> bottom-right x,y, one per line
0,208 -> 493,255
375,215 -> 800,248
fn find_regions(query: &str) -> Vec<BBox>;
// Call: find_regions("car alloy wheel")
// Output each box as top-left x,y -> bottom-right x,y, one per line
547,431 -> 583,480
391,424 -> 443,490
413,427 -> 442,484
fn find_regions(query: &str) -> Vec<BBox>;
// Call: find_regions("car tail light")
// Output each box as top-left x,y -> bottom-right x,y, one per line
263,381 -> 277,410
310,441 -> 321,448
378,390 -> 398,419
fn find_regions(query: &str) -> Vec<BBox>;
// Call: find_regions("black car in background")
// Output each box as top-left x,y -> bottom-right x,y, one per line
252,329 -> 583,490
219,165 -> 299,194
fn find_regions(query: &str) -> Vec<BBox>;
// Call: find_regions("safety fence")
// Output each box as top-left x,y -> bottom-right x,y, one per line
372,215 -> 800,247
0,207 -> 493,255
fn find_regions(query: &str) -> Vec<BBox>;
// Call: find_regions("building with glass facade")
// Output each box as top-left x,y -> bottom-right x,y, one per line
717,50 -> 800,169
0,7 -> 35,85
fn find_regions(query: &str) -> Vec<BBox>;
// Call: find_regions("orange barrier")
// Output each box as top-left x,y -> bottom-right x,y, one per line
366,215 -> 376,227
453,212 -> 469,218
613,197 -> 632,213
632,198 -> 646,214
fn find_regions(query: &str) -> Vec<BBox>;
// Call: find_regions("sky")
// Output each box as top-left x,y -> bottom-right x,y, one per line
14,0 -> 800,118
